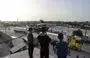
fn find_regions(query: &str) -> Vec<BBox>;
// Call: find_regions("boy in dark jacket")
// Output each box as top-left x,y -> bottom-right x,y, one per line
56,33 -> 68,58
27,27 -> 34,58
37,27 -> 51,58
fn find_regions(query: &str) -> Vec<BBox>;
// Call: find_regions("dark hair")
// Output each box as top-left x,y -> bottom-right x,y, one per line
58,33 -> 63,40
28,27 -> 33,32
41,27 -> 47,32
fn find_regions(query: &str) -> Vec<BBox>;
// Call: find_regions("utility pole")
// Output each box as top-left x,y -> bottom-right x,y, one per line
85,25 -> 87,37
84,21 -> 88,37
17,18 -> 18,22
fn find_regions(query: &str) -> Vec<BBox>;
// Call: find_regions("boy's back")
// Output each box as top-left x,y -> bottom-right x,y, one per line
56,41 -> 68,56
38,34 -> 51,47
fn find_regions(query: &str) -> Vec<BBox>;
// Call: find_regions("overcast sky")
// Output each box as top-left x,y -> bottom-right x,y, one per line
0,0 -> 90,21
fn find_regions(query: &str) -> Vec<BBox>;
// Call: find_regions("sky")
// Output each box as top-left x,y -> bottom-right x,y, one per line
0,0 -> 90,21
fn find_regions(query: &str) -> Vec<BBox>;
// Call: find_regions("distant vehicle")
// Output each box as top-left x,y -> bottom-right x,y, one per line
34,23 -> 49,33
82,36 -> 90,44
48,29 -> 60,34
14,27 -> 27,34
81,25 -> 90,30
11,36 -> 17,40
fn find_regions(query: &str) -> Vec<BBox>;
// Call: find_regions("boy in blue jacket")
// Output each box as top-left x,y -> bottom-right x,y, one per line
56,33 -> 68,58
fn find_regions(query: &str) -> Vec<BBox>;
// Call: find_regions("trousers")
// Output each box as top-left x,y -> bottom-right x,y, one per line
58,56 -> 67,58
28,44 -> 34,58
40,47 -> 49,58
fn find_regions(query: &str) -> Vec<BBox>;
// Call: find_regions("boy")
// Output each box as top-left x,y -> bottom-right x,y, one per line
56,33 -> 68,58
27,27 -> 34,58
37,27 -> 51,58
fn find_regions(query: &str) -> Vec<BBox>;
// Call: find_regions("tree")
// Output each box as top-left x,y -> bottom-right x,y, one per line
40,19 -> 44,23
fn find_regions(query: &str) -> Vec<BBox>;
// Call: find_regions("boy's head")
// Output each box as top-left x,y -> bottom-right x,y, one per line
58,33 -> 63,41
41,27 -> 47,32
28,27 -> 33,32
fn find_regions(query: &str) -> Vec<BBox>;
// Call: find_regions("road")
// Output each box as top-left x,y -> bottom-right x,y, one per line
5,47 -> 90,58
68,50 -> 90,58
